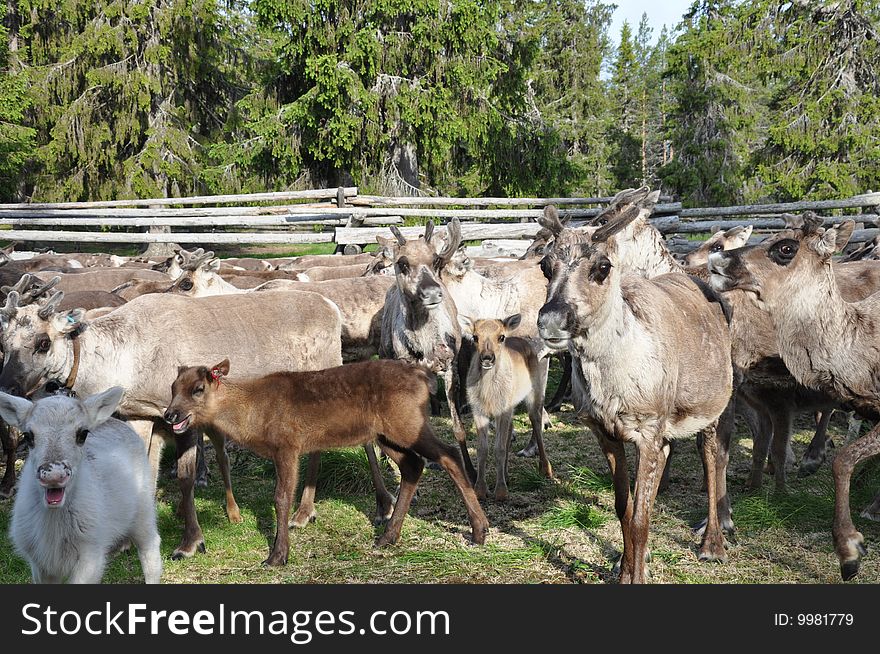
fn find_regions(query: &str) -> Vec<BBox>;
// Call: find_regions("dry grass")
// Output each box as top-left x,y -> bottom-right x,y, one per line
1,396 -> 879,584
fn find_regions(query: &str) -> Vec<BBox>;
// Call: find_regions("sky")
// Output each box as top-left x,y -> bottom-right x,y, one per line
609,0 -> 695,44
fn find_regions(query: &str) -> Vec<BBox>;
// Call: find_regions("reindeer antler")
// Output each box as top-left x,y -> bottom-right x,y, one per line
1,273 -> 35,298
21,276 -> 61,305
437,218 -> 462,265
36,290 -> 64,320
1,291 -> 20,321
182,248 -> 215,271
389,226 -> 407,247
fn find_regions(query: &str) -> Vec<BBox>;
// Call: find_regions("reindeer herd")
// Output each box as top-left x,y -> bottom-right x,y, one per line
0,187 -> 878,584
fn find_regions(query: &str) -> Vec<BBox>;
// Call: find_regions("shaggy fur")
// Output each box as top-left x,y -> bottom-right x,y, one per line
2,388 -> 161,584
538,188 -> 734,584
709,215 -> 880,580
461,315 -> 552,501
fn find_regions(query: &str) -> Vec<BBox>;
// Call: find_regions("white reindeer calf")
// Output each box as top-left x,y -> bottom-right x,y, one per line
1,387 -> 162,584
460,314 -> 553,501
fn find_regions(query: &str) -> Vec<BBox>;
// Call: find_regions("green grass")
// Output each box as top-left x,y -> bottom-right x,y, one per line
540,500 -> 610,530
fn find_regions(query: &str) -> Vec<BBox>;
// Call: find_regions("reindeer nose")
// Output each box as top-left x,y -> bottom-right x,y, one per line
163,408 -> 178,424
419,283 -> 443,306
538,300 -> 573,344
37,462 -> 71,486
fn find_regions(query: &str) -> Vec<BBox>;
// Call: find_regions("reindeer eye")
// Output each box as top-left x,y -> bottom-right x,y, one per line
35,336 -> 51,353
193,384 -> 204,397
22,431 -> 34,447
710,243 -> 723,253
76,429 -> 89,445
396,258 -> 409,274
179,279 -> 194,291
769,239 -> 799,266
591,259 -> 612,283
499,334 -> 505,343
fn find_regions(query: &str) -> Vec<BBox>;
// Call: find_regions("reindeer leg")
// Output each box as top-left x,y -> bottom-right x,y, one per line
266,453 -> 299,566
374,444 -> 424,548
364,443 -> 395,525
743,396 -> 773,490
800,410 -> 834,477
195,434 -> 209,488
527,391 -> 553,479
127,419 -> 164,490
444,366 -> 476,484
494,412 -> 512,502
769,406 -> 794,492
0,423 -> 18,498
474,412 -> 490,501
658,441 -> 675,494
699,422 -> 727,562
206,430 -> 240,523
410,428 -> 489,545
714,399 -> 736,536
628,435 -> 667,584
596,429 -> 633,580
171,428 -> 205,560
833,421 -> 880,581
290,453 -> 320,528
545,353 -> 571,413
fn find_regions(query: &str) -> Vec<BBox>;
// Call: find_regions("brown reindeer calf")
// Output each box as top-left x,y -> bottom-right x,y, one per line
460,314 -> 553,501
164,359 -> 489,566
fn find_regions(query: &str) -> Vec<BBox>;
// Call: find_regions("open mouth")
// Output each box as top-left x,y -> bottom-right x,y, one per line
45,487 -> 65,507
541,336 -> 570,351
422,300 -> 441,310
480,361 -> 495,370
171,414 -> 192,434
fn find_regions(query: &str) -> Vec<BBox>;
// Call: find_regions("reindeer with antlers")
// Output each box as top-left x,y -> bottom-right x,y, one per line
380,218 -> 477,482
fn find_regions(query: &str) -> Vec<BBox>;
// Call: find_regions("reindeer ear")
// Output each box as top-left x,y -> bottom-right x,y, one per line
206,258 -> 221,273
211,359 -> 230,380
82,386 -> 124,429
0,391 -> 32,429
834,220 -> 855,252
457,315 -> 474,337
502,314 -> 522,331
50,308 -> 84,334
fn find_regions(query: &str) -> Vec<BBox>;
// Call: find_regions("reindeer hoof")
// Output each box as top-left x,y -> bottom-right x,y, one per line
516,443 -> 538,458
698,546 -> 727,564
841,561 -> 861,581
288,511 -> 317,529
171,541 -> 206,560
262,553 -> 288,567
374,533 -> 398,548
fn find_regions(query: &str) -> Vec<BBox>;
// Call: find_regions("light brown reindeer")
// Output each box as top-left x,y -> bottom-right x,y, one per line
459,314 -> 553,501
709,212 -> 880,580
380,218 -> 476,482
538,188 -> 734,583
164,359 -> 489,565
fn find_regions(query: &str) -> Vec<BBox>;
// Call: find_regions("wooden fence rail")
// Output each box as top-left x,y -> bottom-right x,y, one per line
0,188 -> 877,252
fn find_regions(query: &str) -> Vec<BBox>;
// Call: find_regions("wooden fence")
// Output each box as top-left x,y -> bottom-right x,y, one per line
1,187 -> 878,257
